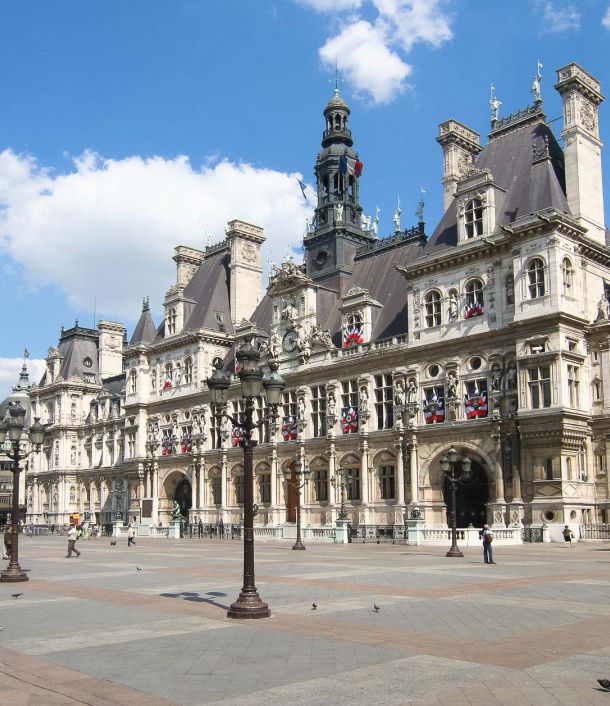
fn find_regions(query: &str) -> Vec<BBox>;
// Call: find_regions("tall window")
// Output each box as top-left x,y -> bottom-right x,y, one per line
184,357 -> 193,384
425,291 -> 441,327
126,433 -> 136,459
346,467 -> 361,501
374,373 -> 394,429
567,364 -> 580,408
579,444 -> 587,481
505,274 -> 515,306
314,469 -> 329,502
129,369 -> 137,394
562,258 -> 574,295
282,390 -> 297,418
341,379 -> 359,408
310,385 -> 327,437
164,362 -> 173,384
255,398 -> 270,443
379,465 -> 395,500
544,458 -> 554,480
465,279 -> 484,318
211,474 -> 221,505
527,258 -> 546,299
234,474 -> 244,505
209,410 -> 221,449
465,198 -> 483,238
528,366 -> 551,408
464,379 -> 488,419
166,307 -> 177,335
259,472 -> 271,503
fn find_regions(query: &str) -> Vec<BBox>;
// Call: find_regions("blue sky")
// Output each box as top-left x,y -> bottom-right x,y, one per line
1,0 -> 610,398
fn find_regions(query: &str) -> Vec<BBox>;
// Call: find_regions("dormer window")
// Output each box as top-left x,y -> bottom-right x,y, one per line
527,258 -> 546,299
465,198 -> 483,238
166,307 -> 177,335
343,313 -> 364,348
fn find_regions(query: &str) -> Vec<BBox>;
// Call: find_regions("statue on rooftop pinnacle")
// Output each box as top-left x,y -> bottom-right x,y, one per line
490,84 -> 501,122
531,60 -> 543,102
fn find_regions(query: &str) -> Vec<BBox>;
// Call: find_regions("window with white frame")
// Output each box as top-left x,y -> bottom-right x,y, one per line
579,444 -> 588,481
562,258 -> 574,295
184,357 -> 193,384
129,369 -> 137,394
310,385 -> 327,437
464,198 -> 483,238
378,465 -> 395,500
346,466 -> 361,501
282,390 -> 298,418
424,291 -> 441,327
166,307 -> 177,335
255,398 -> 270,443
126,433 -> 136,459
209,410 -> 221,449
341,379 -> 359,408
374,373 -> 394,429
164,362 -> 173,384
527,258 -> 546,299
528,365 -> 551,408
465,279 -> 484,318
567,364 -> 580,408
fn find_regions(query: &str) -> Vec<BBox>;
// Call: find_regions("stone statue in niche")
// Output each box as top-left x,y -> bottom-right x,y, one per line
448,292 -> 458,321
394,380 -> 405,407
446,372 -> 458,399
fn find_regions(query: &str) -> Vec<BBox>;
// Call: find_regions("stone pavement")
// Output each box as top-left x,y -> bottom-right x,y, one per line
1,536 -> 610,705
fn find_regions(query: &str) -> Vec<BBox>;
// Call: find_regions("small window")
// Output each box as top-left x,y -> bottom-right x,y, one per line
464,198 -> 483,238
425,291 -> 441,328
567,339 -> 578,353
166,307 -> 177,335
544,458 -> 554,481
562,258 -> 574,295
129,369 -> 137,394
527,258 -> 546,299
528,366 -> 551,408
184,357 -> 193,385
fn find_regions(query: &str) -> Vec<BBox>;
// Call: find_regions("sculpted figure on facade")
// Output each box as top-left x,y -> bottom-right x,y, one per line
296,323 -> 310,357
596,296 -> 609,321
446,372 -> 458,399
327,391 -> 336,417
310,325 -> 334,349
448,292 -> 458,321
281,297 -> 298,323
394,379 -> 405,407
491,367 -> 503,392
335,203 -> 344,222
359,386 -> 369,411
406,379 -> 418,404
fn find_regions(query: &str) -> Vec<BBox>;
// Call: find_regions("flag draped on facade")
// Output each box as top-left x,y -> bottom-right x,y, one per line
282,416 -> 298,441
232,427 -> 244,447
464,391 -> 488,418
340,406 -> 359,433
423,394 -> 445,424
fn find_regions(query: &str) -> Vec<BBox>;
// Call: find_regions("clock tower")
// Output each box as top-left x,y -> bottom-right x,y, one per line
304,87 -> 375,292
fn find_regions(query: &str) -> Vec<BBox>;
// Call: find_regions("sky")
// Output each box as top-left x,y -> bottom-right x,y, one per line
1,0 -> 610,400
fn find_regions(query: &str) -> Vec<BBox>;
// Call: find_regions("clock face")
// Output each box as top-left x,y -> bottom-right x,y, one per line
282,330 -> 298,352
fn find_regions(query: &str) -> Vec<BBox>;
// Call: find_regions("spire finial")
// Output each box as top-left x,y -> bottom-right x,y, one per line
416,187 -> 426,224
490,83 -> 501,123
142,296 -> 150,312
531,60 -> 543,102
330,58 -> 343,97
393,197 -> 402,232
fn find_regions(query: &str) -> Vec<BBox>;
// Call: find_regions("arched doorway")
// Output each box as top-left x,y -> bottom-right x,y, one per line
443,460 -> 488,528
174,478 -> 192,517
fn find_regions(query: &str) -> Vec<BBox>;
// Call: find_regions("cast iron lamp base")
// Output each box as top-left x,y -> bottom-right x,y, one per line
1,565 -> 29,582
445,546 -> 464,558
226,590 -> 270,619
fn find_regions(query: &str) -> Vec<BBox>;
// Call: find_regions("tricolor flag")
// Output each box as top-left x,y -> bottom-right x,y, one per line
339,155 -> 363,177
162,436 -> 174,455
297,179 -> 308,202
465,301 -> 484,319
282,415 -> 298,441
232,427 -> 244,448
340,406 -> 359,434
163,378 -> 173,390
181,434 -> 193,453
423,394 -> 445,424
464,391 -> 488,419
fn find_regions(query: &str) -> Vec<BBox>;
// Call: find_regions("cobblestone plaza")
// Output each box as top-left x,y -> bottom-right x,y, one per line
1,538 -> 610,705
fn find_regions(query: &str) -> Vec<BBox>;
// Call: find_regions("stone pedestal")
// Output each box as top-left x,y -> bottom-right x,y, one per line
507,501 -> 524,527
112,520 -> 124,538
334,518 -> 350,544
406,514 -> 425,546
168,520 -> 181,539
486,502 -> 507,528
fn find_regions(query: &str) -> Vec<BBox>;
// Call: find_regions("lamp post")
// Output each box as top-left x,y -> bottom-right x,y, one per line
0,404 -> 44,582
207,349 -> 284,619
145,435 -> 159,524
440,447 -> 471,558
282,456 -> 311,550
331,467 -> 352,520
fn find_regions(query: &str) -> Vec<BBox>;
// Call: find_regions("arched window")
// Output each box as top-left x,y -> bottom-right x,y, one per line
528,258 -> 546,299
425,291 -> 441,327
566,456 -> 573,479
164,362 -> 173,389
258,472 -> 271,504
464,198 -> 483,238
234,473 -> 244,505
184,357 -> 193,385
166,307 -> 177,335
465,279 -> 484,318
314,469 -> 328,502
562,257 -> 574,295
378,465 -> 395,500
210,473 -> 221,505
129,369 -> 137,394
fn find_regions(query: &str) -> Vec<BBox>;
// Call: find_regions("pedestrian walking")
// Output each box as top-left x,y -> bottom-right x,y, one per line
563,524 -> 576,548
127,523 -> 136,547
3,526 -> 12,560
479,524 -> 495,564
65,523 -> 81,558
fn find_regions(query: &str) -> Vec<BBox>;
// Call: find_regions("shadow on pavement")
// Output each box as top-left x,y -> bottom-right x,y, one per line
160,590 -> 229,610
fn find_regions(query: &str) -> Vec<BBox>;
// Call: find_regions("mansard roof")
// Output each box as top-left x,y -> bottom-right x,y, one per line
38,325 -> 101,387
425,108 -> 568,256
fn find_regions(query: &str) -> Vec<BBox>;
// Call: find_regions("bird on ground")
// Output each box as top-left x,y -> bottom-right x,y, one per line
598,679 -> 610,691
110,541 -> 117,546
136,566 -> 143,571
373,603 -> 380,613
311,602 -> 318,610
11,593 -> 23,599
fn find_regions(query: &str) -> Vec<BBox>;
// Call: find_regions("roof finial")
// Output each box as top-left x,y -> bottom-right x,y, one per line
490,83 -> 501,124
142,296 -> 150,312
531,60 -> 543,103
416,187 -> 426,225
330,58 -> 343,97
372,206 -> 380,238
393,197 -> 401,232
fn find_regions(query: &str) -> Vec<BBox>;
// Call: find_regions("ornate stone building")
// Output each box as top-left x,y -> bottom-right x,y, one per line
13,62 -> 610,541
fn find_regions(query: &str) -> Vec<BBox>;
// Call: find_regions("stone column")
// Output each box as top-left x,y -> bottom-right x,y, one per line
360,439 -> 369,523
328,441 -> 337,506
151,462 -> 159,523
410,438 -> 419,505
191,463 -> 198,513
198,458 -> 205,509
395,434 -> 405,506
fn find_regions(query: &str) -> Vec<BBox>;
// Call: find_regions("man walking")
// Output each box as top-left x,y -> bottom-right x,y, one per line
66,523 -> 81,558
479,524 -> 495,564
127,523 -> 136,547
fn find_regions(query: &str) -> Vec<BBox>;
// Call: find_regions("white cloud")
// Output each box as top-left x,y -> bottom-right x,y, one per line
0,358 -> 47,406
297,0 -> 362,10
320,20 -> 411,103
542,1 -> 580,33
0,149 -> 312,321
603,6 -> 610,28
309,0 -> 453,103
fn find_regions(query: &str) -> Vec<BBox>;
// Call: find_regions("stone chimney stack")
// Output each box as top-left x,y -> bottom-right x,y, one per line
436,120 -> 482,211
555,63 -> 605,243
97,321 -> 126,378
226,220 -> 265,325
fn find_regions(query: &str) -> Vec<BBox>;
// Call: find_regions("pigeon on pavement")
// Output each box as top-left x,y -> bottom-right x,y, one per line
598,679 -> 610,691
373,603 -> 380,613
311,602 -> 318,610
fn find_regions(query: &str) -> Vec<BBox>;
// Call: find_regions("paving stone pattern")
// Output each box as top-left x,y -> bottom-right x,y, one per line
1,537 -> 610,705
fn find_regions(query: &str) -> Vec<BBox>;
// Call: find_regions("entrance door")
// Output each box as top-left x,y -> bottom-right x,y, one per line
286,478 -> 297,523
174,479 -> 192,517
443,460 -> 488,528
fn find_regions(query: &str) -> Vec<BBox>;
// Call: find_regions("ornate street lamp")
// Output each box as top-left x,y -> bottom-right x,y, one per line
440,447 -> 471,558
0,404 -> 44,582
282,456 -> 311,550
331,467 -> 352,520
207,348 -> 284,619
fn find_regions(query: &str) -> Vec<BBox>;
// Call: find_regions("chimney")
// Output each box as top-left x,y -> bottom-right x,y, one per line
226,220 -> 265,325
437,120 -> 482,211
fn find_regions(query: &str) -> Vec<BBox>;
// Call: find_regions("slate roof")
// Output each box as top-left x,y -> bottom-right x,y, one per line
424,109 -> 568,257
130,302 -> 157,345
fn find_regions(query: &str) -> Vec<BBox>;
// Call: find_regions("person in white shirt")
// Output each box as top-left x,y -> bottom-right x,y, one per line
66,524 -> 81,558
479,524 -> 495,564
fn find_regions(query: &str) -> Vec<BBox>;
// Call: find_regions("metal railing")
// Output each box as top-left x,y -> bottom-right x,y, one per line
580,524 -> 610,540
349,524 -> 407,544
